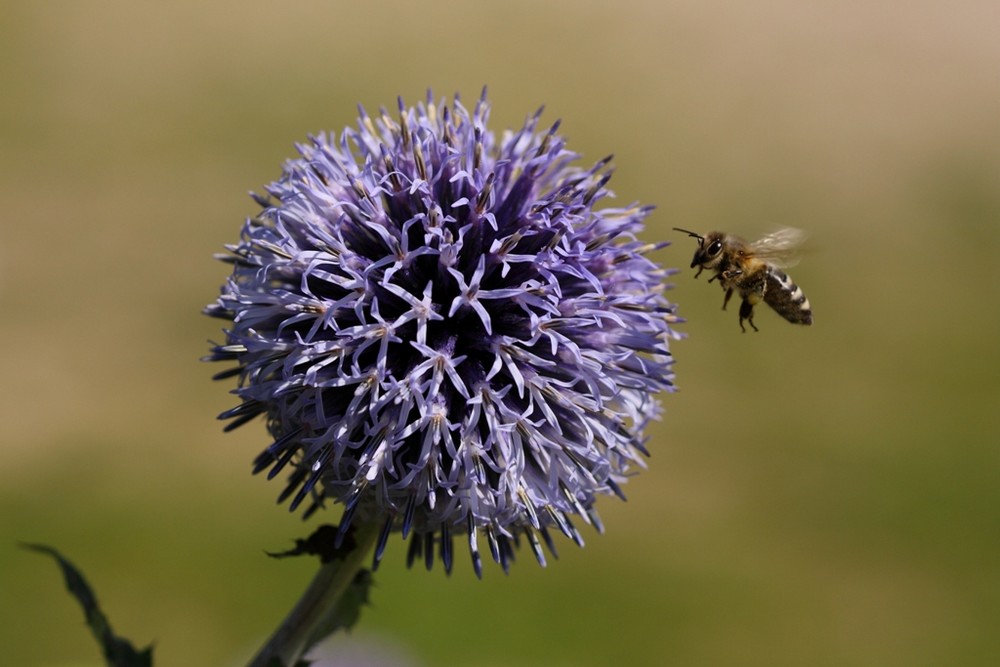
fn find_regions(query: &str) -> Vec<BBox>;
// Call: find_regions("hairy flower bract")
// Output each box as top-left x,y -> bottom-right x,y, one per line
206,91 -> 681,576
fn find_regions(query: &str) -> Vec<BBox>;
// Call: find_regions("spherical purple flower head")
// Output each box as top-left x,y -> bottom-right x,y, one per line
206,90 -> 681,576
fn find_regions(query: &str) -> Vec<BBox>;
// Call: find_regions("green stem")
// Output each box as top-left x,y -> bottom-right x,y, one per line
247,525 -> 378,667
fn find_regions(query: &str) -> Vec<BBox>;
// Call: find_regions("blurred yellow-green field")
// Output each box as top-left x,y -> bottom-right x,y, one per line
2,2 -> 997,665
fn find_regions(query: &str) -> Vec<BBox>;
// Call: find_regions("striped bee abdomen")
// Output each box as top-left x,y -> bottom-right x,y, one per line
764,268 -> 813,325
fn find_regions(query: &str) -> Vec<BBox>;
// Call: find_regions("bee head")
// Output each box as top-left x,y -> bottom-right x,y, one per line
673,228 -> 726,270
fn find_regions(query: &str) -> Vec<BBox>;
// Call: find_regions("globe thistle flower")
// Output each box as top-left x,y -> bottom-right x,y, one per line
206,90 -> 681,577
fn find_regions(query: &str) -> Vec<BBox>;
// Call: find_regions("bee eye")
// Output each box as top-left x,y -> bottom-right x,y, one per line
707,240 -> 723,255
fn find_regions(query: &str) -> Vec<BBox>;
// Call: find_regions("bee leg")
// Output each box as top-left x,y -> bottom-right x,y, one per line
693,266 -> 704,279
721,287 -> 734,311
738,298 -> 759,333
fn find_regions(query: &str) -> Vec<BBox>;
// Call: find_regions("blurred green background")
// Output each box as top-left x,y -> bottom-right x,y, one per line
2,1 -> 997,665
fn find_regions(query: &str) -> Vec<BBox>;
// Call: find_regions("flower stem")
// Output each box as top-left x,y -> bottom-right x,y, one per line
247,525 -> 378,667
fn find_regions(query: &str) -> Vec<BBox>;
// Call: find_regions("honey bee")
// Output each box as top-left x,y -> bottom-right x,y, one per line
673,227 -> 813,332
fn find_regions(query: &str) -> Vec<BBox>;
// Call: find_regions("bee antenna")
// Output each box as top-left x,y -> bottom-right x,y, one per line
672,227 -> 704,242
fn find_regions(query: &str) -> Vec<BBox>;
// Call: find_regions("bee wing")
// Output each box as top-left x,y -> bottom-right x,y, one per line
750,227 -> 807,268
